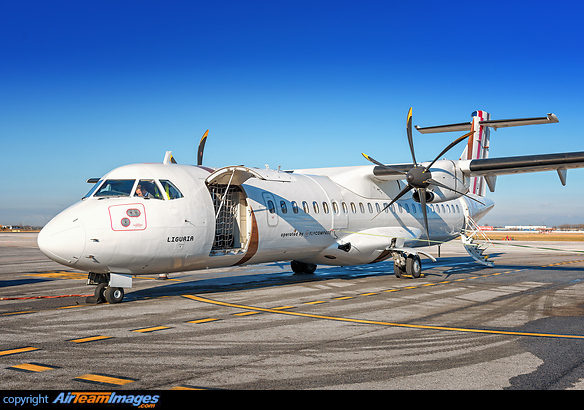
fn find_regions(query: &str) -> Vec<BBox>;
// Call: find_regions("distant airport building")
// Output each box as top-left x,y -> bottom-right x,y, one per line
504,225 -> 548,231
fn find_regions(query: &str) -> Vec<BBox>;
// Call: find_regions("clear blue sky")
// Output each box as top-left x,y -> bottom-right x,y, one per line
2,0 -> 583,227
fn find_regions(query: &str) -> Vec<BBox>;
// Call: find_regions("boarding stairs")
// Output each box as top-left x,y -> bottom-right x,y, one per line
460,216 -> 494,267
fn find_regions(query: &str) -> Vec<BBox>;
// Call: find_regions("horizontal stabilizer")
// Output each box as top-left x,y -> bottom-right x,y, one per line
415,122 -> 470,134
415,113 -> 558,134
480,113 -> 558,130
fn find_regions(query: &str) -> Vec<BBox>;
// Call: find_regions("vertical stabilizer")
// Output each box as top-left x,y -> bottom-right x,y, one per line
459,111 -> 491,196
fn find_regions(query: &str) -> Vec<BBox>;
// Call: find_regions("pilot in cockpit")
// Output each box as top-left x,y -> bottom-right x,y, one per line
134,184 -> 151,198
134,180 -> 165,199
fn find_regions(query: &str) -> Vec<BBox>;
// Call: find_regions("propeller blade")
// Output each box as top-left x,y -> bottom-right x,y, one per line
406,107 -> 417,166
362,153 -> 407,175
424,130 -> 474,171
371,184 -> 413,220
418,187 -> 430,246
197,129 -> 209,166
424,178 -> 485,205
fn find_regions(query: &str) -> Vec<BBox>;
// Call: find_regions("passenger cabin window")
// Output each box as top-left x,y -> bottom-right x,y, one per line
313,201 -> 319,213
267,200 -> 276,214
94,180 -> 135,197
302,201 -> 309,213
332,202 -> 339,214
135,179 -> 163,199
280,201 -> 287,214
291,201 -> 299,214
323,202 -> 329,214
159,180 -> 183,200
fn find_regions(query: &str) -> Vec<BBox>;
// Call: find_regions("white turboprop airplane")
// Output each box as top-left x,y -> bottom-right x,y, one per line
38,109 -> 584,303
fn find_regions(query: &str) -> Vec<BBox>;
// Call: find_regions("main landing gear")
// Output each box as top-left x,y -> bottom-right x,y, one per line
86,273 -> 127,304
392,253 -> 422,279
291,260 -> 317,275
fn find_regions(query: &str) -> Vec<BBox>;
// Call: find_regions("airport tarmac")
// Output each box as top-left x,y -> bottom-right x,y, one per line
2,232 -> 584,390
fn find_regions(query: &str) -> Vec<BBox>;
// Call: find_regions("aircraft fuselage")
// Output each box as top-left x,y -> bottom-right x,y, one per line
38,163 -> 493,277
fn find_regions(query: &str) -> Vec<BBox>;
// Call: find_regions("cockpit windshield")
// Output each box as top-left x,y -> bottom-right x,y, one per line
160,180 -> 183,200
83,180 -> 103,199
94,180 -> 136,197
85,177 -> 183,200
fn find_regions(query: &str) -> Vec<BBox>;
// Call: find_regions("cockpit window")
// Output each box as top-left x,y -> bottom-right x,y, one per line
159,180 -> 183,200
134,179 -> 163,200
94,180 -> 135,197
83,180 -> 103,199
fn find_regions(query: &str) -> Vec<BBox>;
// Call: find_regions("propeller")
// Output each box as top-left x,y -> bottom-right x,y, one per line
362,108 -> 477,242
163,129 -> 209,165
197,129 -> 209,166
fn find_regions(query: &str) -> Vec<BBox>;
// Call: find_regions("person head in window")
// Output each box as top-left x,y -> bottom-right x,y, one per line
135,184 -> 151,198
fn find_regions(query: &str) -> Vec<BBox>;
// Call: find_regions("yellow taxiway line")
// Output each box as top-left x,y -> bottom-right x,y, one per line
183,294 -> 584,340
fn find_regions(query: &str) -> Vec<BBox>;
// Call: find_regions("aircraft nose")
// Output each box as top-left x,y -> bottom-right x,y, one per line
38,213 -> 86,267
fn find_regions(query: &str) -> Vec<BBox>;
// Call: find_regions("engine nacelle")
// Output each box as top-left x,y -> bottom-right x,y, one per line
414,159 -> 468,203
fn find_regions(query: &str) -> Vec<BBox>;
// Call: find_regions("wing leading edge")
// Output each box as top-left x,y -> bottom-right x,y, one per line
458,150 -> 584,190
460,151 -> 584,176
369,150 -> 584,192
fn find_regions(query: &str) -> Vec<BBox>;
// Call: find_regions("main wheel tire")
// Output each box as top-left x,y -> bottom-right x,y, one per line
406,255 -> 422,278
104,286 -> 124,304
291,261 -> 317,274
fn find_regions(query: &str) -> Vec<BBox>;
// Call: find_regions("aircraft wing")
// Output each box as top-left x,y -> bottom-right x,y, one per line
368,150 -> 584,192
458,150 -> 584,189
459,151 -> 584,176
369,151 -> 584,177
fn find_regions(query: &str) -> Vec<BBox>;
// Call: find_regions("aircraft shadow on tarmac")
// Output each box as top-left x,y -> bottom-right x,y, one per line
122,251 -> 584,303
0,277 -> 50,288
122,255 -> 499,302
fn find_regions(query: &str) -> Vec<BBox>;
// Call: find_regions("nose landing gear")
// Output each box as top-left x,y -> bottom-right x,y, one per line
86,273 -> 128,304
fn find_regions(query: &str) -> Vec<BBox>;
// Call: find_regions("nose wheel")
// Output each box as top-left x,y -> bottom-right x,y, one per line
85,273 -> 126,304
104,286 -> 125,303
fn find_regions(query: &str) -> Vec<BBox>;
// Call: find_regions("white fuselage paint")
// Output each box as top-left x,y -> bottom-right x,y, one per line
38,163 -> 494,276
